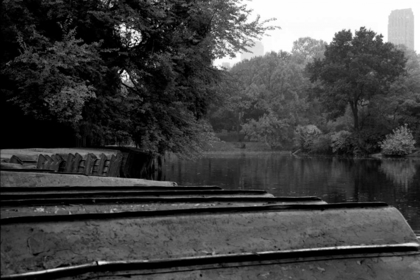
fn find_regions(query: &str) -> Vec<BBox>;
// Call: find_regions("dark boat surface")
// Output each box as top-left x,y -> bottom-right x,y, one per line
1,170 -> 418,279
0,184 -> 326,218
1,203 -> 419,279
0,189 -> 275,200
1,196 -> 326,218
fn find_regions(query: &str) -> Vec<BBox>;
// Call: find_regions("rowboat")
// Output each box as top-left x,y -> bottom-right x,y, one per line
0,170 -> 419,279
1,202 -> 419,279
1,185 -> 325,218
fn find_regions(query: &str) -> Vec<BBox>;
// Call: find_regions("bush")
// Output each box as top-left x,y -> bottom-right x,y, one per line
380,124 -> 416,156
357,128 -> 387,155
293,125 -> 322,151
330,130 -> 353,154
241,114 -> 290,150
310,134 -> 332,154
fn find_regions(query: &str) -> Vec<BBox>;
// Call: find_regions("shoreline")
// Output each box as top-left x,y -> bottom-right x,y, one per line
203,141 -> 420,159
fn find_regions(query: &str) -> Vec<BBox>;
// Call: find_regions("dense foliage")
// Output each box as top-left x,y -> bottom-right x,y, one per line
306,27 -> 407,155
208,37 -> 327,149
380,124 -> 416,156
293,125 -> 322,152
209,29 -> 419,156
0,0 -> 276,154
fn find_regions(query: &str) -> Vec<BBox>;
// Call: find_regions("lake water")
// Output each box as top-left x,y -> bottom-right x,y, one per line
161,152 -> 420,232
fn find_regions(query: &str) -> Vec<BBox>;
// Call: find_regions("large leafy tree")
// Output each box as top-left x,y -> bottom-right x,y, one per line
291,37 -> 327,65
375,47 -> 420,142
0,0 -> 276,153
209,43 -> 325,149
306,27 -> 406,139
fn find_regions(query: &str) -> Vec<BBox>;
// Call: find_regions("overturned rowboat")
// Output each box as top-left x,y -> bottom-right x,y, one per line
1,202 -> 419,279
1,185 -> 324,218
1,168 -> 419,279
0,170 -> 177,187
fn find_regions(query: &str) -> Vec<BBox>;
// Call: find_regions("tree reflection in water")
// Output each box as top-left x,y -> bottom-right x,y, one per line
379,159 -> 417,191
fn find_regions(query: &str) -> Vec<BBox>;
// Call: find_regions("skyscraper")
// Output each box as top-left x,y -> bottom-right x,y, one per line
388,8 -> 414,50
240,41 -> 264,61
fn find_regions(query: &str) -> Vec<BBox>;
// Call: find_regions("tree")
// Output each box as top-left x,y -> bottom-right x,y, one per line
291,37 -> 327,65
377,47 -> 420,142
207,71 -> 258,135
241,112 -> 289,149
207,38 -> 329,149
213,49 -> 315,148
1,0 -> 277,154
4,28 -> 102,125
307,27 -> 406,151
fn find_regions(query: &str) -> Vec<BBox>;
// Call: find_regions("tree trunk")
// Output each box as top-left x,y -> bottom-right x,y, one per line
349,101 -> 362,155
349,101 -> 359,134
237,111 -> 243,141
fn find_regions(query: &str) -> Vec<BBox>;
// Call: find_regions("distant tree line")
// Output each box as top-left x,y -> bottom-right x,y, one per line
208,28 -> 420,156
0,0 -> 276,155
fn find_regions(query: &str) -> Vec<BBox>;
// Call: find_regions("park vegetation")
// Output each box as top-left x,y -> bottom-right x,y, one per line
209,28 -> 419,157
0,0 -> 277,156
1,1 -> 418,158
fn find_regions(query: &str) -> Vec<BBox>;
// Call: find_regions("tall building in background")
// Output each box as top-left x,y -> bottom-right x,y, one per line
240,41 -> 264,61
388,8 -> 414,50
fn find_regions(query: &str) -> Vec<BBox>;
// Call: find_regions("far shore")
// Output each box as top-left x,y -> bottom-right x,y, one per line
204,141 -> 420,159
1,143 -> 419,163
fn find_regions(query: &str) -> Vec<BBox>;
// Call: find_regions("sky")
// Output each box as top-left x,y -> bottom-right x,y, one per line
218,0 -> 419,66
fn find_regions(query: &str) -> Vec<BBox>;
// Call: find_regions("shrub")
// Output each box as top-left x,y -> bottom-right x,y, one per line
241,114 -> 290,150
293,125 -> 322,151
380,124 -> 416,156
330,130 -> 352,154
310,134 -> 332,154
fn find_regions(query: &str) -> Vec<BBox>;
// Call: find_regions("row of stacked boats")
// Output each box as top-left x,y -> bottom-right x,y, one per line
1,170 -> 419,279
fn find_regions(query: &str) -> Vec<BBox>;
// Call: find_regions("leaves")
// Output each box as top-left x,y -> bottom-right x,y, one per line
1,0 -> 277,154
241,113 -> 289,149
209,39 -> 327,149
204,0 -> 280,59
306,26 -> 407,154
293,125 -> 322,151
380,124 -> 416,156
292,37 -> 327,65
5,27 -> 102,125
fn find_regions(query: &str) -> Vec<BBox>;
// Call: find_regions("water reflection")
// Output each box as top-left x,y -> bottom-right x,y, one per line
162,152 -> 420,231
380,159 -> 417,190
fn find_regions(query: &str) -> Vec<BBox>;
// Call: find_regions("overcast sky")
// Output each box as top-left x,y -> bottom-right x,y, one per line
218,0 -> 419,65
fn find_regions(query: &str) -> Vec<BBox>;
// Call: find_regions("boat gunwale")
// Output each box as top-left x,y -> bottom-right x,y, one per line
1,242 -> 419,280
0,186 -> 224,192
1,202 -> 390,224
0,195 -> 326,208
